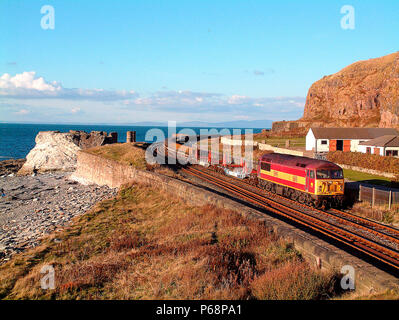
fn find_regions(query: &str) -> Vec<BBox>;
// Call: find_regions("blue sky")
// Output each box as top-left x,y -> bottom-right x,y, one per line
1,0 -> 398,124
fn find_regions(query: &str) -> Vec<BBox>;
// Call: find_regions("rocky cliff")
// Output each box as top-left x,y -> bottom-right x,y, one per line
18,130 -> 118,174
272,52 -> 399,133
302,51 -> 399,128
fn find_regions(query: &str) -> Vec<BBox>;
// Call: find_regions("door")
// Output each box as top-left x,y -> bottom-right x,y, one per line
374,148 -> 380,155
329,140 -> 337,151
306,170 -> 315,193
343,140 -> 351,152
336,140 -> 343,151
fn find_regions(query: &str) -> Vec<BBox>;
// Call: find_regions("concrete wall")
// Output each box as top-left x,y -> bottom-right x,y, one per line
306,129 -> 316,151
221,137 -> 304,157
316,139 -> 330,153
357,145 -> 384,156
350,139 -> 368,152
220,136 -> 256,146
257,143 -> 304,156
358,145 -> 399,157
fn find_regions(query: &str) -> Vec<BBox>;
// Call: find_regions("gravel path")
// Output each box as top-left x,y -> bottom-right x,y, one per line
0,172 -> 117,263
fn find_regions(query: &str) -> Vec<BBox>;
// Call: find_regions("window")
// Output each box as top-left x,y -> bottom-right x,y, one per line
260,162 -> 271,171
310,171 -> 315,179
366,147 -> 371,154
316,169 -> 343,179
316,170 -> 329,179
331,170 -> 343,179
321,140 -> 327,145
394,151 -> 399,157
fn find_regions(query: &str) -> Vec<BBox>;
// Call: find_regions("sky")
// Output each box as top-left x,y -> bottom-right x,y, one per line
0,0 -> 398,124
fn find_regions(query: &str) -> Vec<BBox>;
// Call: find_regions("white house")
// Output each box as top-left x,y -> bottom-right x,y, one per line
306,127 -> 399,153
358,135 -> 399,157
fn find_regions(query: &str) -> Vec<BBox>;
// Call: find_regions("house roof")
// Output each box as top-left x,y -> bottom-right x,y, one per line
359,135 -> 399,147
310,127 -> 399,140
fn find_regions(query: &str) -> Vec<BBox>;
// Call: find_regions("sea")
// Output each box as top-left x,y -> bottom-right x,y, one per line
0,123 -> 263,160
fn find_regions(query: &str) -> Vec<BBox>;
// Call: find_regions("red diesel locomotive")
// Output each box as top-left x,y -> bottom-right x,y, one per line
257,153 -> 345,208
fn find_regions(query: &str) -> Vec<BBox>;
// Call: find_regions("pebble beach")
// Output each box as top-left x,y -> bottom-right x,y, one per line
0,168 -> 117,263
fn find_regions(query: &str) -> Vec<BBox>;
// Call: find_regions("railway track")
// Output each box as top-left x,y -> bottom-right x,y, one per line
201,166 -> 399,247
181,165 -> 399,271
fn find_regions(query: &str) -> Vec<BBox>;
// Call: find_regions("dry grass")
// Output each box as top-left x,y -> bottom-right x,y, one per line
337,288 -> 399,300
85,143 -> 147,170
0,183 -> 337,300
351,202 -> 399,225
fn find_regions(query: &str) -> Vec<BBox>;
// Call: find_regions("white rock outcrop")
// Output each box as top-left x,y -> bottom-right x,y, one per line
18,131 -> 81,174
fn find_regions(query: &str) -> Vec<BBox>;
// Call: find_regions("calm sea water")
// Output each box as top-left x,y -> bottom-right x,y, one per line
0,123 -> 262,160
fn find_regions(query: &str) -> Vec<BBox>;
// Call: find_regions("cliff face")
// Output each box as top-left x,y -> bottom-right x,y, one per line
18,130 -> 118,175
302,52 -> 399,128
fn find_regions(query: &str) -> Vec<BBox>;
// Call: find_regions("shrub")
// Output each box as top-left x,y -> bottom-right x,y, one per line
327,151 -> 399,176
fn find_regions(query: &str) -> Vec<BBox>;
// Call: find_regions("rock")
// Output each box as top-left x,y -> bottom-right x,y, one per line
303,51 -> 399,128
0,159 -> 26,176
4,195 -> 18,201
17,130 -> 117,175
18,131 -> 81,175
272,51 -> 399,133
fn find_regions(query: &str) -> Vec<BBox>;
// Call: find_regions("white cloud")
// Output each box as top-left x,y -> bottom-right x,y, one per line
227,95 -> 250,105
0,72 -> 61,92
0,72 -> 137,101
0,72 -> 305,123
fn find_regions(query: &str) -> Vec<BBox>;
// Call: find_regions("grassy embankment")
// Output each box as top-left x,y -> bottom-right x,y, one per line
85,143 -> 148,170
0,182 -> 337,300
343,169 -> 393,187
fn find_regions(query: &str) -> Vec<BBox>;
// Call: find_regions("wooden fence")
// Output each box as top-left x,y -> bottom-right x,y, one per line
358,185 -> 399,209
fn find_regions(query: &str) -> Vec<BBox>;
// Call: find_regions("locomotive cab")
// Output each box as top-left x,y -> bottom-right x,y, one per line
314,168 -> 344,196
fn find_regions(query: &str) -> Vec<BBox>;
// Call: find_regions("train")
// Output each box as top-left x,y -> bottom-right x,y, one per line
254,153 -> 345,208
175,139 -> 345,208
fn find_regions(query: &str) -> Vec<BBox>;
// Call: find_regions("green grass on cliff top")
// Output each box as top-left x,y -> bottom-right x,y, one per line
84,143 -> 147,170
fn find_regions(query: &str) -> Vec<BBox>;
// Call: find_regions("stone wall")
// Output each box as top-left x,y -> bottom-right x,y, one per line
220,136 -> 304,157
71,150 -> 399,294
